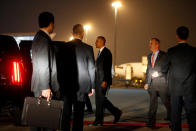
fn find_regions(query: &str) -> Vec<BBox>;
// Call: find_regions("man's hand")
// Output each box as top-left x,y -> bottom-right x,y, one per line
88,89 -> 95,97
42,89 -> 52,101
152,71 -> 159,78
144,84 -> 148,90
101,81 -> 107,89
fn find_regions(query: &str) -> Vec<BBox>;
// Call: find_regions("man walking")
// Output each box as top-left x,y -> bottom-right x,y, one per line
144,38 -> 170,127
31,12 -> 59,131
90,36 -> 122,126
162,26 -> 196,131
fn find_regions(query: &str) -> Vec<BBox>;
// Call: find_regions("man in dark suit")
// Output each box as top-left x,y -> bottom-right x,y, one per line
31,12 -> 59,131
57,24 -> 95,131
144,38 -> 170,127
90,36 -> 122,126
162,26 -> 196,131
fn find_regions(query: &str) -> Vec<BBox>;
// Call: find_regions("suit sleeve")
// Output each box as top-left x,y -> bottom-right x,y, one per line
35,38 -> 50,91
88,47 -> 95,89
161,51 -> 170,77
145,56 -> 151,85
194,47 -> 196,74
103,51 -> 112,85
50,45 -> 60,92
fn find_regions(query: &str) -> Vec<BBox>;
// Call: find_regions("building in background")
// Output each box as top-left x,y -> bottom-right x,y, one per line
113,56 -> 147,88
115,56 -> 147,80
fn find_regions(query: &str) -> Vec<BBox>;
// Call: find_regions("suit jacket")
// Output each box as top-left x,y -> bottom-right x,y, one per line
31,30 -> 59,96
162,43 -> 196,96
56,39 -> 95,102
146,50 -> 167,90
96,47 -> 112,89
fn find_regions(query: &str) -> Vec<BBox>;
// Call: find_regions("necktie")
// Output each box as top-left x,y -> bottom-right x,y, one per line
97,50 -> 100,60
98,50 -> 101,56
151,53 -> 155,68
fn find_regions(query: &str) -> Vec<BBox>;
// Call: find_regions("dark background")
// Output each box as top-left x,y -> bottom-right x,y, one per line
0,0 -> 195,65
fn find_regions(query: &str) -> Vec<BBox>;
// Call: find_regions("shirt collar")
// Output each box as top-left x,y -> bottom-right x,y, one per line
40,29 -> 51,39
153,50 -> 159,55
75,38 -> 82,41
99,46 -> 105,53
178,41 -> 187,44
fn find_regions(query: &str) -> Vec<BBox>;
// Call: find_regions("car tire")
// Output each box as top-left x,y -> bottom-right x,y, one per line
9,105 -> 22,126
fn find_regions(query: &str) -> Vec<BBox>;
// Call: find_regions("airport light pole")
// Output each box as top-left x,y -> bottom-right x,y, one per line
112,1 -> 122,67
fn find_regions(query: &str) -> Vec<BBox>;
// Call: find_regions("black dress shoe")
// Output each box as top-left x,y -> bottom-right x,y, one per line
169,123 -> 172,129
88,121 -> 103,126
146,121 -> 156,128
113,111 -> 122,124
84,109 -> 94,114
164,116 -> 170,121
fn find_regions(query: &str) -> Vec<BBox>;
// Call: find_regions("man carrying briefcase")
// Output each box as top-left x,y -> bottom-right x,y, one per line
29,12 -> 60,131
22,96 -> 64,130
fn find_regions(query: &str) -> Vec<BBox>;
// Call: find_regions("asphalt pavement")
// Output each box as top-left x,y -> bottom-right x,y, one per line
0,88 -> 188,131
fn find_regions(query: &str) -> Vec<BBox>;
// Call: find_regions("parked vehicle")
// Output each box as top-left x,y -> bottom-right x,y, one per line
0,35 -> 31,125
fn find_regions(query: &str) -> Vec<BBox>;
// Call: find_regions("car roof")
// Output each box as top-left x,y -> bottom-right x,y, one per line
0,35 -> 19,53
19,40 -> 66,47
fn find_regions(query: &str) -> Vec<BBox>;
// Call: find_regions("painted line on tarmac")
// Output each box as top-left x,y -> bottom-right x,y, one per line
83,121 -> 188,128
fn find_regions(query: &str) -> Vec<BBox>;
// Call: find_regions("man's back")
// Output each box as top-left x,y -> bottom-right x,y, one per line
163,43 -> 196,95
31,30 -> 51,95
66,39 -> 95,101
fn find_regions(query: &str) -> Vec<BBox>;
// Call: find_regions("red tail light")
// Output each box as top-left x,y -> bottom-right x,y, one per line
11,61 -> 22,85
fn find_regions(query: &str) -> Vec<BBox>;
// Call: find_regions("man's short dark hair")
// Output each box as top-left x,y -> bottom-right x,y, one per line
151,38 -> 160,44
176,26 -> 189,40
97,36 -> 106,44
73,24 -> 84,35
39,12 -> 54,28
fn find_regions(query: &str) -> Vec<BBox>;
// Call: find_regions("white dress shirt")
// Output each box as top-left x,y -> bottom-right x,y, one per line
98,46 -> 105,56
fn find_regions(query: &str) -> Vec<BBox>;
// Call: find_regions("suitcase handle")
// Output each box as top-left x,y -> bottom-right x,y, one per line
37,96 -> 52,106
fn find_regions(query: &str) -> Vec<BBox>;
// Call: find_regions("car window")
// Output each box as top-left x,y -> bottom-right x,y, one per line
0,35 -> 19,57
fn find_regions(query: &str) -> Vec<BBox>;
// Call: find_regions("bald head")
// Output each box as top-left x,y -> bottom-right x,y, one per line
72,24 -> 85,40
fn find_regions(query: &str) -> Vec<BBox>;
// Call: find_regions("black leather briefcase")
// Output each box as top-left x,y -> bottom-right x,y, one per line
21,97 -> 64,130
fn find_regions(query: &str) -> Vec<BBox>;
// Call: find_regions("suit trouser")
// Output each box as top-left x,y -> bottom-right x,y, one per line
95,87 -> 121,123
148,87 -> 170,123
170,95 -> 196,131
61,95 -> 85,131
30,92 -> 55,131
85,94 -> 93,111
30,127 -> 54,131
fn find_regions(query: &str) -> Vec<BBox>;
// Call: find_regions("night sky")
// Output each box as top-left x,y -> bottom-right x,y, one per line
0,0 -> 196,65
